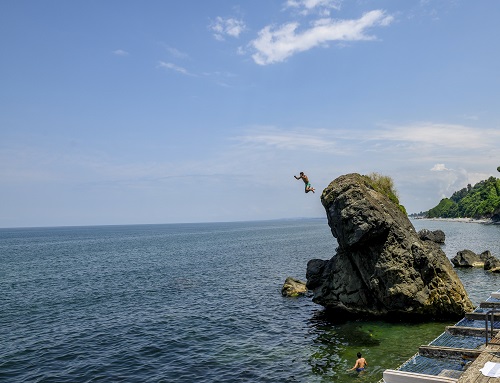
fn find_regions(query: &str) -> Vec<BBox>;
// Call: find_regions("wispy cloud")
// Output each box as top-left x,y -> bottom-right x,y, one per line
372,122 -> 500,149
112,49 -> 129,56
460,114 -> 479,121
285,0 -> 343,16
235,127 -> 338,152
165,46 -> 189,59
158,62 -> 237,87
229,122 -> 499,214
232,122 -> 500,162
406,0 -> 459,22
158,61 -> 195,76
210,16 -> 246,41
250,10 -> 394,65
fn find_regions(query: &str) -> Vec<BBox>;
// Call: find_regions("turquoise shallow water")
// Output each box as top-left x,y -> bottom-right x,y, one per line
1,219 -> 498,382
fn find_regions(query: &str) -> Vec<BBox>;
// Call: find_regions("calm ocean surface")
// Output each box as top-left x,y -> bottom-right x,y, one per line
1,219 -> 499,383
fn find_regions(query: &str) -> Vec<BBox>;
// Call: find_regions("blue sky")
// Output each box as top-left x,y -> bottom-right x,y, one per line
1,0 -> 499,227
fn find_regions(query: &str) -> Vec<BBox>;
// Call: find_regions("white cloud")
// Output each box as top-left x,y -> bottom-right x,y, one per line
433,168 -> 466,199
430,163 -> 450,171
235,127 -> 338,152
112,49 -> 129,56
373,122 -> 500,149
250,10 -> 394,65
210,16 -> 246,41
285,0 -> 343,16
158,61 -> 195,76
234,123 -> 500,160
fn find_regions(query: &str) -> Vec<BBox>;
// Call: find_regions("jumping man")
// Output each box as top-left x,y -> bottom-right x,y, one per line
294,172 -> 315,193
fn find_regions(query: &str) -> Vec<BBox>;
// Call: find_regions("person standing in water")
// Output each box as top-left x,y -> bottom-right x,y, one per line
350,352 -> 368,372
294,172 -> 315,193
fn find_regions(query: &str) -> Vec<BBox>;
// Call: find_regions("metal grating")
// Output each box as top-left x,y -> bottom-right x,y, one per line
429,331 -> 484,350
398,355 -> 464,376
384,290 -> 500,380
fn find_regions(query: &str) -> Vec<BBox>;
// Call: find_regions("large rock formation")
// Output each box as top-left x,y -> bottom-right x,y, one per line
306,173 -> 474,320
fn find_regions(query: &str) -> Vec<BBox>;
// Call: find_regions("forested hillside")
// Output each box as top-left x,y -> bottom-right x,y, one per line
426,176 -> 500,220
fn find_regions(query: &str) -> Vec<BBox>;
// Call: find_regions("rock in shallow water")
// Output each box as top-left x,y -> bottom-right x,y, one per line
452,249 -> 500,272
306,173 -> 473,320
451,249 -> 489,268
418,229 -> 445,244
282,277 -> 308,297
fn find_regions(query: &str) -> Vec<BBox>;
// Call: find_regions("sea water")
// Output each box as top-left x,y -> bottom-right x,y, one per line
1,219 -> 499,382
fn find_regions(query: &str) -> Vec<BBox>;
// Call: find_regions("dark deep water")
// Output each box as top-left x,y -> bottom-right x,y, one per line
1,219 -> 498,382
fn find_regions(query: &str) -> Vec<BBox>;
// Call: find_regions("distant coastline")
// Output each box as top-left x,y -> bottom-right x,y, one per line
411,217 -> 498,224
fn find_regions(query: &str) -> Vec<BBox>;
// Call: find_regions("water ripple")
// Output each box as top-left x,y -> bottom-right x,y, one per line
1,221 -> 498,382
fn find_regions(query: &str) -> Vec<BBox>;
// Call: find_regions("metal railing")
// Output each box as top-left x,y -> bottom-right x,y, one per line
485,307 -> 498,345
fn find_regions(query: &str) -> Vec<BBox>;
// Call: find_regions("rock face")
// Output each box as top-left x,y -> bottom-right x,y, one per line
281,277 -> 308,297
452,250 -> 500,272
306,173 -> 474,320
418,229 -> 445,244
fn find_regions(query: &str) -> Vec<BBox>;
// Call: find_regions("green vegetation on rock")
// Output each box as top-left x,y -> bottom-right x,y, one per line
426,176 -> 500,220
364,172 -> 407,215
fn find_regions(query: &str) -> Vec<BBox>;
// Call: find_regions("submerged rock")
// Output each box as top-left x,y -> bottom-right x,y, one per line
306,173 -> 473,320
282,277 -> 308,297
